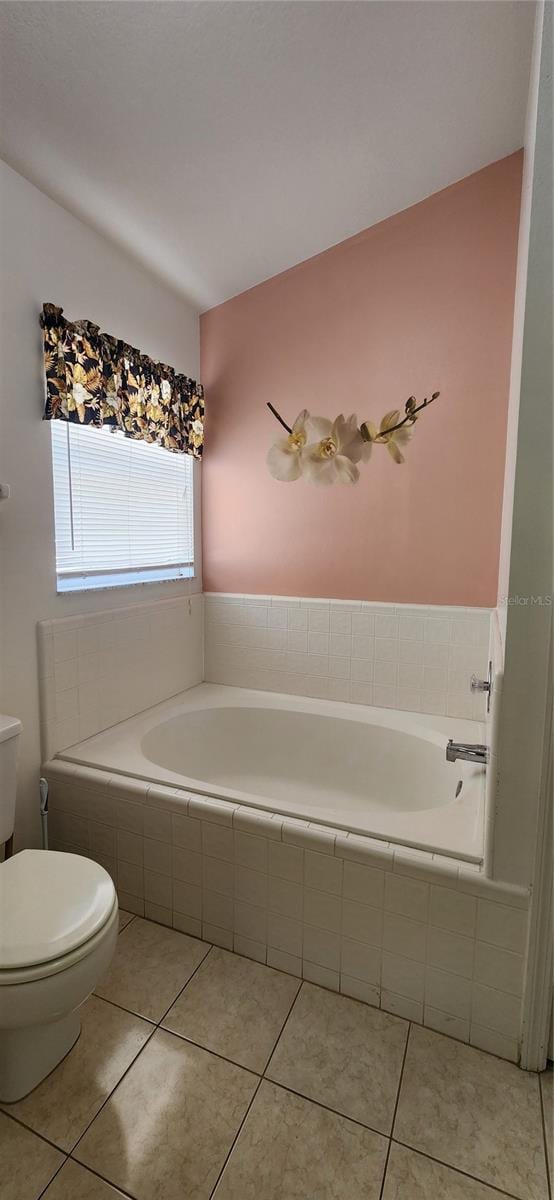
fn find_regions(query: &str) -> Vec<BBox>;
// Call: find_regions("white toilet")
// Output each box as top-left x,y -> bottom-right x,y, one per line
0,715 -> 118,1103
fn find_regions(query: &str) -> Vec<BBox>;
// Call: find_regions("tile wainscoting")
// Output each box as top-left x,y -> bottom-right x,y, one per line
204,594 -> 491,720
43,760 -> 529,1065
37,590 -> 203,760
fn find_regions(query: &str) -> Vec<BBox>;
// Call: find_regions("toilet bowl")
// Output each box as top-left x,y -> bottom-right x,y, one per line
0,849 -> 118,1102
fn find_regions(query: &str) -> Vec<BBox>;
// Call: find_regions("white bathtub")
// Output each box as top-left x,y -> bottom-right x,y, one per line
58,683 -> 486,862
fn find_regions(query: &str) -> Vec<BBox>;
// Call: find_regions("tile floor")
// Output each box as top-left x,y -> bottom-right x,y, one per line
2,912 -> 552,1200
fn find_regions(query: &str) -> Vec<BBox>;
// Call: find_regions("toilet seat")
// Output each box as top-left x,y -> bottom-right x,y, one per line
0,850 -> 116,976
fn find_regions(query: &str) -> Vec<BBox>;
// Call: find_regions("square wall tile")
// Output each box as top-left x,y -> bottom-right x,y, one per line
303,925 -> 341,971
268,840 -> 303,883
304,889 -> 341,933
427,926 -> 474,979
341,938 -> 381,986
268,875 -> 303,920
267,912 -> 303,958
343,862 -> 384,908
203,889 -> 234,931
471,982 -> 522,1039
381,990 -> 423,1024
302,961 -> 340,991
476,900 -> 528,953
234,865 -> 267,908
170,816 -> 201,853
425,966 -> 472,1019
473,942 -> 524,996
423,1007 -> 470,1043
305,850 -> 343,895
385,873 -> 428,923
429,885 -> 477,937
341,976 -> 381,1007
382,952 -> 425,1002
383,912 -> 427,962
202,822 -> 234,862
343,900 -> 383,947
234,901 -> 267,943
235,831 -> 268,872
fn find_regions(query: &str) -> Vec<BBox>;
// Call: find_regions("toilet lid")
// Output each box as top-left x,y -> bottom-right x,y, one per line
0,850 -> 116,969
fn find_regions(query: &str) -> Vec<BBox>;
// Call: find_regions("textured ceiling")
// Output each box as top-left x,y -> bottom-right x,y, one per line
0,1 -> 534,310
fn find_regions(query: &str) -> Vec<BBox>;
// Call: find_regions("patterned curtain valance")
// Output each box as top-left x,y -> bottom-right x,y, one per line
40,303 -> 204,458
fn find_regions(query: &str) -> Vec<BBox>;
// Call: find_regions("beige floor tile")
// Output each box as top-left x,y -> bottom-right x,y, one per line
43,1159 -> 128,1199
266,982 -> 408,1134
2,996 -> 151,1151
0,1111 -> 64,1200
383,1143 -> 510,1199
540,1065 -> 553,1176
394,1025 -> 548,1200
117,909 -> 135,932
95,916 -> 210,1021
213,1079 -> 387,1199
163,947 -> 300,1071
75,1028 -> 258,1200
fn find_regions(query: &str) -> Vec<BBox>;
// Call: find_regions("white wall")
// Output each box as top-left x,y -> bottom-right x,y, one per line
492,2 -> 553,887
496,5 -> 544,650
0,160 -> 201,849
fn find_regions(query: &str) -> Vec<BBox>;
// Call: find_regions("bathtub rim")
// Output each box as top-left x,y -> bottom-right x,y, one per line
52,682 -> 486,864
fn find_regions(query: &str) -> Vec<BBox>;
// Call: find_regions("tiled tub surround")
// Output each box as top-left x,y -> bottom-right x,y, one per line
204,594 -> 491,719
54,683 -> 486,860
44,760 -> 529,1064
37,591 -> 203,760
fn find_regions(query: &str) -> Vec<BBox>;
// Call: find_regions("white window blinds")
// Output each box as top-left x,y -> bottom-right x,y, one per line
51,422 -> 195,592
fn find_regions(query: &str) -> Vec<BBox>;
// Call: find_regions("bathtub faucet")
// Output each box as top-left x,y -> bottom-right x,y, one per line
446,740 -> 489,765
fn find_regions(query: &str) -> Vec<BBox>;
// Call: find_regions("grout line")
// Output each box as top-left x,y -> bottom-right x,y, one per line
258,976 -> 303,1076
92,993 -> 157,1026
36,1155 -> 69,1200
118,914 -> 137,934
378,1022 -> 412,1200
263,979 -> 306,1080
207,977 -> 306,1198
539,1071 -> 553,1200
157,1025 -> 261,1077
67,938 -> 216,1161
67,1158 -> 139,1200
8,914 -> 535,1200
0,1107 -> 70,1157
207,1076 -> 265,1200
265,1076 -> 391,1141
390,1138 -> 534,1200
156,943 -> 214,1026
68,1023 -> 158,1159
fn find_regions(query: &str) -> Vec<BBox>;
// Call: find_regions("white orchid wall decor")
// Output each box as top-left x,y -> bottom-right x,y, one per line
266,392 -> 440,485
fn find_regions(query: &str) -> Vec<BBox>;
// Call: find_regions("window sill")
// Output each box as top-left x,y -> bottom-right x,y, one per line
57,565 -> 195,594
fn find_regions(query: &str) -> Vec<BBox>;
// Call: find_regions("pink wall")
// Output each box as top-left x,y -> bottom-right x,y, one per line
201,153 -> 522,606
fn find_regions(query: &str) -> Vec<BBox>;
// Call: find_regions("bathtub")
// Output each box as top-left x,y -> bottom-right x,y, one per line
58,683 -> 485,862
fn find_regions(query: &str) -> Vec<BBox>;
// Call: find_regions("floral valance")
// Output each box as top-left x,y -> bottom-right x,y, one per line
40,303 -> 204,458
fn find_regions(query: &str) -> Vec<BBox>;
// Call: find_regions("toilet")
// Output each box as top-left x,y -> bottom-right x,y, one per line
0,715 -> 118,1103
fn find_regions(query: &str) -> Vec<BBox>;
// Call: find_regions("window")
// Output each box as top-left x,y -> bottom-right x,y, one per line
51,422 -> 196,592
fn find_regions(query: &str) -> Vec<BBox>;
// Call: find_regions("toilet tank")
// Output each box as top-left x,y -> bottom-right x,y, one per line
0,716 -> 22,845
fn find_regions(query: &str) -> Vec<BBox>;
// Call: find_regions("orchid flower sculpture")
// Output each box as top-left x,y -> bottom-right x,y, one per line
266,392 -> 440,485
